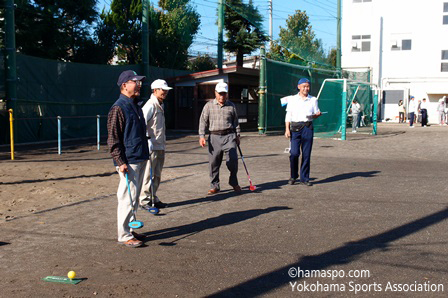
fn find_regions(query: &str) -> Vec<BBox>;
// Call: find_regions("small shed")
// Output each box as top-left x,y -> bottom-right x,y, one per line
168,67 -> 260,131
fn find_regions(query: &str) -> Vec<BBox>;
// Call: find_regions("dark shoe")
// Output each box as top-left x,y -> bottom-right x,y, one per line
140,204 -> 151,211
288,178 -> 296,185
131,232 -> 147,241
208,188 -> 220,195
232,185 -> 242,192
154,201 -> 168,209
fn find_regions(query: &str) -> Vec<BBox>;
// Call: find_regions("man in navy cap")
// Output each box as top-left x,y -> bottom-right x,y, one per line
284,78 -> 322,186
107,70 -> 149,248
408,96 -> 416,128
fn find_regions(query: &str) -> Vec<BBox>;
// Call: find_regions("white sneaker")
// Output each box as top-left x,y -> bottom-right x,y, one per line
410,126 -> 414,128
352,130 -> 357,133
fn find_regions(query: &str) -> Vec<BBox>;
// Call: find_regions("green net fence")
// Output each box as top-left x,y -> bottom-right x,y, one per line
265,59 -> 374,138
1,54 -> 191,145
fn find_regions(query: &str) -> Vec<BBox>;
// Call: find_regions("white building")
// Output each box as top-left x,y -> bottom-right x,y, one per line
342,0 -> 448,122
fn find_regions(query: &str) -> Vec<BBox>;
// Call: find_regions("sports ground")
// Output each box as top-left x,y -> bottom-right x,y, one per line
0,123 -> 447,297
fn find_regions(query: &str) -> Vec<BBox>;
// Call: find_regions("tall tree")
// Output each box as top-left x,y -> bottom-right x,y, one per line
269,10 -> 327,66
101,0 -> 200,68
223,0 -> 268,67
0,0 -> 99,61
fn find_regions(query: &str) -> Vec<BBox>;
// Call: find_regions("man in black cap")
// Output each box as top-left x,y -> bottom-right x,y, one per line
107,70 -> 149,248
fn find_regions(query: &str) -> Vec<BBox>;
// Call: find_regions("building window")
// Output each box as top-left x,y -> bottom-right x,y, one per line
352,35 -> 371,52
402,40 -> 412,50
444,3 -> 448,24
442,50 -> 448,72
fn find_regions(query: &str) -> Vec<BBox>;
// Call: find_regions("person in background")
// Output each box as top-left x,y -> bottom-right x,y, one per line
437,96 -> 446,126
408,96 -> 416,128
351,99 -> 361,133
417,99 -> 422,123
420,98 -> 429,127
398,100 -> 406,123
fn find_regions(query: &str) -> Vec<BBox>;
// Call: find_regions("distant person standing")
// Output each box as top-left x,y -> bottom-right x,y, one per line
437,96 -> 446,125
420,98 -> 429,127
417,99 -> 422,123
408,96 -> 416,128
398,100 -> 406,123
199,82 -> 241,195
107,70 -> 149,248
284,78 -> 322,186
139,79 -> 172,211
351,99 -> 361,132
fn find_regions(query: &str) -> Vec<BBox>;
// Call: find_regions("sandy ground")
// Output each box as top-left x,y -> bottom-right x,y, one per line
0,123 -> 447,297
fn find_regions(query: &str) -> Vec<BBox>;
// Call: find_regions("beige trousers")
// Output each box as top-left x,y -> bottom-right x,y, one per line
139,150 -> 165,206
116,161 -> 146,242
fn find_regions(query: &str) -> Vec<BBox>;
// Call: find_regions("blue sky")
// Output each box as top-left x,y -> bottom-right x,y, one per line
97,0 -> 338,56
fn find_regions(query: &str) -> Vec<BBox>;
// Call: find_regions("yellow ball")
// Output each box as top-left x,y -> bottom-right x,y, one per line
67,271 -> 76,279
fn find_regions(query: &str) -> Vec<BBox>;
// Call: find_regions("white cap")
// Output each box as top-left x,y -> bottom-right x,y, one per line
215,82 -> 228,93
151,79 -> 172,90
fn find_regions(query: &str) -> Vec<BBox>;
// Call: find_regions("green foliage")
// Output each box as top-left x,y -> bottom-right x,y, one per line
268,10 -> 331,68
101,0 -> 200,68
187,55 -> 216,72
224,0 -> 268,66
1,0 -> 99,62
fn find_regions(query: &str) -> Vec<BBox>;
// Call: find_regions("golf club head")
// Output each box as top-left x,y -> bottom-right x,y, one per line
129,220 -> 144,229
249,185 -> 257,191
148,207 -> 159,215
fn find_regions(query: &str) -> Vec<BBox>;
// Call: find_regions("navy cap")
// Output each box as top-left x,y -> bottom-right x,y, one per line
117,70 -> 146,86
410,95 -> 415,99
298,78 -> 310,85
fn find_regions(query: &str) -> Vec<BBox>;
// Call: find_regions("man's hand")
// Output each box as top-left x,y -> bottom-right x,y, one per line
119,164 -> 128,173
313,111 -> 322,119
199,137 -> 206,147
285,129 -> 291,138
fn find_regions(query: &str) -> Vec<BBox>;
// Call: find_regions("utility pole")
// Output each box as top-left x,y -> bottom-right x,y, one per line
217,0 -> 224,69
336,0 -> 342,74
5,0 -> 17,111
142,0 -> 150,101
269,0 -> 273,49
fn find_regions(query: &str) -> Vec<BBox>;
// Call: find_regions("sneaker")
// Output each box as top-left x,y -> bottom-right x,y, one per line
304,181 -> 313,186
207,188 -> 220,195
288,178 -> 296,185
119,238 -> 142,248
352,130 -> 357,133
410,126 -> 414,128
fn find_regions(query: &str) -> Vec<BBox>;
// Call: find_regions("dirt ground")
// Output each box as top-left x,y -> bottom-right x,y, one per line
1,123 -> 447,297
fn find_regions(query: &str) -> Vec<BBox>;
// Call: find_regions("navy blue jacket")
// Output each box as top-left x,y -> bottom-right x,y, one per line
111,94 -> 149,166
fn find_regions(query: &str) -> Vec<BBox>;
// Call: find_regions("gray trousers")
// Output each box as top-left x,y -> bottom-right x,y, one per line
116,161 -> 146,242
352,113 -> 359,131
208,134 -> 239,189
139,150 -> 165,205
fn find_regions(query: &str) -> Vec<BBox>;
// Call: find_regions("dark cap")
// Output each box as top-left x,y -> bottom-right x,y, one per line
298,78 -> 310,85
117,70 -> 146,86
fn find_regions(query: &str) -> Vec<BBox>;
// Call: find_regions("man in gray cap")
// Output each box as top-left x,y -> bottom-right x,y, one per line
107,70 -> 149,248
199,82 -> 241,195
139,79 -> 172,210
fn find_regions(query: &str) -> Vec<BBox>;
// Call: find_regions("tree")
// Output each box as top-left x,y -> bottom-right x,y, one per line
187,55 -> 216,72
268,10 -> 327,66
101,0 -> 200,68
223,0 -> 268,67
1,0 -> 99,62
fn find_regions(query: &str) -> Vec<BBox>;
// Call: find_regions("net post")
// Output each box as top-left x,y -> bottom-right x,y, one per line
9,109 -> 14,160
372,88 -> 378,135
258,46 -> 266,134
57,116 -> 62,155
97,115 -> 100,150
341,80 -> 347,140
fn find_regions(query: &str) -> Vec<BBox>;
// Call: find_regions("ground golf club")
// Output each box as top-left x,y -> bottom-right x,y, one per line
236,143 -> 256,191
147,155 -> 159,215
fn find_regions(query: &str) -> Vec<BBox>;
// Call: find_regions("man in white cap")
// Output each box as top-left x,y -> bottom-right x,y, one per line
199,82 -> 241,195
139,79 -> 172,210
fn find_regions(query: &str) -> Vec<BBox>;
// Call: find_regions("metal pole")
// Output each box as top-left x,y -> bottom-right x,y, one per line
373,89 -> 378,135
58,116 -> 62,155
217,0 -> 224,68
97,115 -> 100,150
341,79 -> 347,140
258,46 -> 266,134
336,0 -> 342,75
269,0 -> 273,49
9,109 -> 14,160
5,0 -> 18,112
141,0 -> 150,101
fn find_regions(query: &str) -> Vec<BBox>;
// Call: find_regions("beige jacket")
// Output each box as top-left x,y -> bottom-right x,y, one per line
142,94 -> 166,150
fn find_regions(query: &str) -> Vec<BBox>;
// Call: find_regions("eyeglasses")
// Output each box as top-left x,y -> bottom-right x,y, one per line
127,80 -> 142,87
